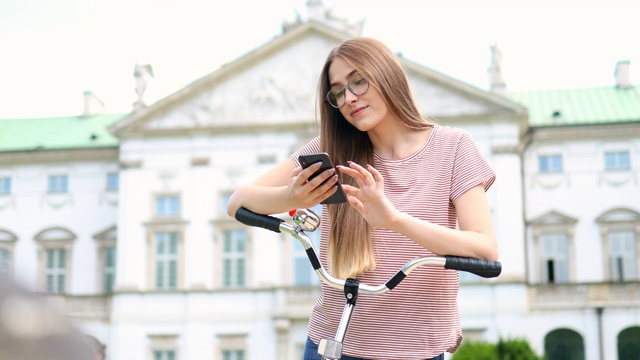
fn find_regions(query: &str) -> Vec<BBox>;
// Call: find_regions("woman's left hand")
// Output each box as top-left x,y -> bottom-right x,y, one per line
337,162 -> 400,229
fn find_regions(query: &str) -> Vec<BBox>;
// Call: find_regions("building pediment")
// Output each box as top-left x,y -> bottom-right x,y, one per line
93,225 -> 117,241
110,22 -> 526,138
596,207 -> 640,224
34,227 -> 77,242
529,210 -> 578,226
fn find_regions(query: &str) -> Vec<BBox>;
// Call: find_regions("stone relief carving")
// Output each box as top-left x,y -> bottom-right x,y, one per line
248,76 -> 309,113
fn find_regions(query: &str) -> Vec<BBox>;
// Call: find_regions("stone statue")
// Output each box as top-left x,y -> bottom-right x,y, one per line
133,63 -> 154,108
488,43 -> 505,94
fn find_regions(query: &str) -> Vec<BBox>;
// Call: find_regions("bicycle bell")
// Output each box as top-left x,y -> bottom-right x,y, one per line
290,208 -> 321,232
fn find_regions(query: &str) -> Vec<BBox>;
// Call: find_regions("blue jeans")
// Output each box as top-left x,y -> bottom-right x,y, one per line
303,337 -> 444,360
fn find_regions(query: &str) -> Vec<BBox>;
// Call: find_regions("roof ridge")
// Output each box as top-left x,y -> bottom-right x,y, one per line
510,85 -> 639,95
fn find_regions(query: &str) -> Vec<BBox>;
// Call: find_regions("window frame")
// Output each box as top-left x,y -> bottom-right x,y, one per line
214,224 -> 251,289
220,191 -> 234,218
93,225 -> 117,293
48,174 -> 69,193
538,154 -> 563,174
529,211 -> 577,284
604,150 -> 631,171
0,176 -> 11,195
607,229 -> 637,281
539,232 -> 570,283
597,208 -> 640,282
45,248 -> 67,293
146,224 -> 185,291
217,334 -> 247,360
148,335 -> 178,360
155,194 -> 181,218
154,231 -> 180,290
35,227 -> 76,293
0,230 -> 17,279
221,229 -> 248,288
106,172 -> 119,192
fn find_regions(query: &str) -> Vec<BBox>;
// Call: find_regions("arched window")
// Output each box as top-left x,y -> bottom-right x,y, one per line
618,326 -> 640,359
544,328 -> 584,360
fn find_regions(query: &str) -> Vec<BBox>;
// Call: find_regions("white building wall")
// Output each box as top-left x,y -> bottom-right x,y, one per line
0,158 -> 118,292
524,131 -> 640,283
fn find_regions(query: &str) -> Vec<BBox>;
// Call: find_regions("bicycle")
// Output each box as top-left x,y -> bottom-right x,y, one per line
234,207 -> 502,360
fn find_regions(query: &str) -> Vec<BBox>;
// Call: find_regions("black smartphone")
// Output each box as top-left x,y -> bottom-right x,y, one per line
298,152 -> 347,204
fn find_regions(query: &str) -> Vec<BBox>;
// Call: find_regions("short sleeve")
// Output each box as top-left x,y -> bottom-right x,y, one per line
290,136 -> 321,167
450,130 -> 496,203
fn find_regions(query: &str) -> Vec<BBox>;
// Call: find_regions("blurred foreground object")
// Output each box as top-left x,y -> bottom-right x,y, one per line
0,278 -> 95,360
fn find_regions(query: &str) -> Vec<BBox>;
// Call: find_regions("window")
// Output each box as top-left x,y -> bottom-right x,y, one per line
155,232 -> 178,290
0,230 -> 17,279
541,233 -> 569,283
94,225 -> 117,294
149,335 -> 177,360
46,248 -> 66,293
538,155 -> 563,173
608,230 -> 637,281
220,192 -> 233,214
48,174 -> 69,193
218,335 -> 247,360
597,208 -> 640,282
293,230 -> 320,286
103,246 -> 116,292
0,177 -> 11,195
293,205 -> 322,286
222,350 -> 245,360
0,248 -> 11,278
153,350 -> 175,360
106,172 -> 119,191
605,150 -> 630,170
222,230 -> 247,288
35,227 -> 75,293
530,210 -> 576,284
156,195 -> 180,217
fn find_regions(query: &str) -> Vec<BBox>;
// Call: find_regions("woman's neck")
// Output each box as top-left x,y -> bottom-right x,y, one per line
368,122 -> 433,160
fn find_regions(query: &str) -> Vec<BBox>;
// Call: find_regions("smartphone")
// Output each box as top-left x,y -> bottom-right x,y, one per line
298,152 -> 347,204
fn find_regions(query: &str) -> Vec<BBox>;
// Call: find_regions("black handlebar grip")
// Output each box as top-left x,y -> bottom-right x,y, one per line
444,256 -> 502,278
235,207 -> 284,233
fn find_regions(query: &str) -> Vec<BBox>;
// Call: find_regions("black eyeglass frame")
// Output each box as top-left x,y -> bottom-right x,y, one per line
325,75 -> 370,108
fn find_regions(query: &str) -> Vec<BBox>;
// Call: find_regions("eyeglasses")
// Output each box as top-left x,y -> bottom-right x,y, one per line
326,74 -> 370,108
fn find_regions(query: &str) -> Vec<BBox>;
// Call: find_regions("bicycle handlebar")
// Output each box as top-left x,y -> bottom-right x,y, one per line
235,207 -> 501,294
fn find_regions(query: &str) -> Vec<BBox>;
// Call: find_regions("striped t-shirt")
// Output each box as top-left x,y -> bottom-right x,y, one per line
291,125 -> 496,359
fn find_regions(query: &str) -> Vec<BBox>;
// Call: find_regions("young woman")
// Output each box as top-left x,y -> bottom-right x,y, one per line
227,37 -> 498,360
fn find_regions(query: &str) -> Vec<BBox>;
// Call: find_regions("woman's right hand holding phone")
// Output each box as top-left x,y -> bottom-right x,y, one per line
287,162 -> 339,208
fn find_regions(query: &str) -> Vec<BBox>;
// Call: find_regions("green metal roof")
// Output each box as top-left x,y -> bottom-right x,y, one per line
0,113 -> 128,152
509,86 -> 640,127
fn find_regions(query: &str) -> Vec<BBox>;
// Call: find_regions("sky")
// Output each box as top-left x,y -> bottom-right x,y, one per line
0,0 -> 638,118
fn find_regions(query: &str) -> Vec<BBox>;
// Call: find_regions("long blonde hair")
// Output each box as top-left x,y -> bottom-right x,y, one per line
318,37 -> 432,278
